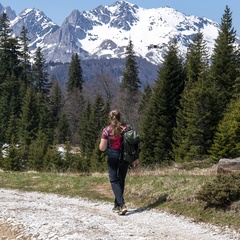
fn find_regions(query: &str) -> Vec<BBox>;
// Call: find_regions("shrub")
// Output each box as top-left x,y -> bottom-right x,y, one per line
196,172 -> 240,207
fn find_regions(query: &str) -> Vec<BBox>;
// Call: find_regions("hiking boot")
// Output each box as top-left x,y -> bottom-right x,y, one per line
112,206 -> 120,213
118,205 -> 127,215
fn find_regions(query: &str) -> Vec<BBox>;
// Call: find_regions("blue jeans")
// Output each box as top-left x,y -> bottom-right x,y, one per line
107,149 -> 129,207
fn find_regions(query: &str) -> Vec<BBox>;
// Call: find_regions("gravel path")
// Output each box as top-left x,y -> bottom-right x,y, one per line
0,188 -> 239,240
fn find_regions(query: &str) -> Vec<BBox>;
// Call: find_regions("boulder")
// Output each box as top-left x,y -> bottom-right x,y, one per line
217,158 -> 240,173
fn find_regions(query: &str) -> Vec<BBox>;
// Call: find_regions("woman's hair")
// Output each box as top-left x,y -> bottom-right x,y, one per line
109,110 -> 122,136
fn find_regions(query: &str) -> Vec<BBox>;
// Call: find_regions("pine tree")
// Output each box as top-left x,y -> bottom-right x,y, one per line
117,40 -> 141,128
90,96 -> 110,171
0,13 -> 23,143
0,94 -> 10,142
55,112 -> 70,144
171,32 -> 219,161
65,54 -> 84,144
185,31 -> 210,88
0,73 -> 21,142
209,68 -> 240,161
18,87 -> 39,146
49,75 -> 65,139
140,42 -> 184,165
173,76 -> 219,161
27,129 -> 49,171
32,47 -> 50,95
120,39 -> 141,94
88,94 -> 106,154
102,99 -> 111,127
210,5 -> 239,117
2,138 -> 22,171
78,100 -> 92,154
209,98 -> 240,161
67,53 -> 83,94
19,26 -> 32,89
5,109 -> 18,143
64,88 -> 84,144
0,12 -> 15,82
42,144 -> 63,172
138,83 -> 153,117
36,92 -> 53,143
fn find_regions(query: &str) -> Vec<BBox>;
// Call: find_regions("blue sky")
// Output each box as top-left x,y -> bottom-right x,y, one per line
0,0 -> 240,34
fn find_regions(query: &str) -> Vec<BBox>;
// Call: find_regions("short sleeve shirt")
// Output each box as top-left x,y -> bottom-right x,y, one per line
101,125 -> 126,150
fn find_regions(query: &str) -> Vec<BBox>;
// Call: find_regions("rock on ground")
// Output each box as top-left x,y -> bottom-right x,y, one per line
217,158 -> 240,173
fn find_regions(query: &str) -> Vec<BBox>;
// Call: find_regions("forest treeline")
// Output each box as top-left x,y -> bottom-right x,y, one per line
0,6 -> 240,172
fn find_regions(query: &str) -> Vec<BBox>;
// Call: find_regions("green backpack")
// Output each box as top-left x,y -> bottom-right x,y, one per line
122,126 -> 140,163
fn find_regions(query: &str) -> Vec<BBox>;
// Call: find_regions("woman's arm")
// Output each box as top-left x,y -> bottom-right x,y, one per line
99,138 -> 108,152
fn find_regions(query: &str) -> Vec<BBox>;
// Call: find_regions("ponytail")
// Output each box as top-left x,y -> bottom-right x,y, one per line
109,110 -> 122,136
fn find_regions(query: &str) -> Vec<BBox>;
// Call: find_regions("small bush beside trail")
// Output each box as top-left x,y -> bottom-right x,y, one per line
196,172 -> 240,207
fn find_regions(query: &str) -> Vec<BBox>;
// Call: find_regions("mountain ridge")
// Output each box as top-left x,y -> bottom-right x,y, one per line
1,1 -> 234,65
0,1 -> 239,85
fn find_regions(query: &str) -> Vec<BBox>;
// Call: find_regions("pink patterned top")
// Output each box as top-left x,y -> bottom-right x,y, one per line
101,125 -> 126,150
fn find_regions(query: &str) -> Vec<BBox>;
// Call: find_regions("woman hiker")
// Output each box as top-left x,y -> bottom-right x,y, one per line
99,110 -> 139,215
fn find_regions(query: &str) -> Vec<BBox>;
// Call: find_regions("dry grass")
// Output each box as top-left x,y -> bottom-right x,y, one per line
128,163 -> 218,176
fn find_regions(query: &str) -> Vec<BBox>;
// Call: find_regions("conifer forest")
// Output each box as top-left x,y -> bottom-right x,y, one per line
0,6 -> 240,172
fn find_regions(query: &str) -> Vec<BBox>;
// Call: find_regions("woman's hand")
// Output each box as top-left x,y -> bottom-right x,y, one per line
132,159 -> 139,168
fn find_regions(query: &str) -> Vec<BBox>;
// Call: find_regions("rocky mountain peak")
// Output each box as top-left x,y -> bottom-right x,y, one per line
1,1 -> 226,64
1,1 -> 239,84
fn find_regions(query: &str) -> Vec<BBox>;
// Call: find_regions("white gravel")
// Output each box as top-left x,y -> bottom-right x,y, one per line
0,188 -> 239,240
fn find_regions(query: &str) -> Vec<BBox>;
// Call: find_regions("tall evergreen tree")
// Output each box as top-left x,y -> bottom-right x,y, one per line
173,75 -> 220,161
67,53 -> 83,93
36,91 -> 53,143
88,94 -> 106,153
0,12 -> 15,83
209,5 -> 239,117
171,32 -> 219,161
0,73 -> 21,142
90,97 -> 110,171
117,40 -> 142,129
19,26 -> 32,89
18,86 -> 39,146
64,88 -> 84,144
120,39 -> 141,94
32,47 -> 50,95
49,75 -> 65,138
0,13 -> 22,143
140,42 -> 184,165
185,31 -> 210,88
209,97 -> 240,161
0,94 -> 9,142
209,67 -> 240,161
138,83 -> 153,117
55,112 -> 70,144
5,106 -> 18,143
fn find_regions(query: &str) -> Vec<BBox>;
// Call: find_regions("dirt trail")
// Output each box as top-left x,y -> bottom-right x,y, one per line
0,189 -> 239,240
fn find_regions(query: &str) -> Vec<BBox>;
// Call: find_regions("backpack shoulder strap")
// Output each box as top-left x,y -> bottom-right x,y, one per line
107,127 -> 111,149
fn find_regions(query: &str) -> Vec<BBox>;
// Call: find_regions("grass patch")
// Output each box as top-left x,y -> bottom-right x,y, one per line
0,164 -> 239,233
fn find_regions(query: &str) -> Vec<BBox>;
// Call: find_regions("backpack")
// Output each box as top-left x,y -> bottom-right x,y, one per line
122,126 -> 140,163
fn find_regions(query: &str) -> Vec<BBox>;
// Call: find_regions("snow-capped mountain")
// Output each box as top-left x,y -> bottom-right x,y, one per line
1,1 -> 232,66
1,1 -> 240,85
11,8 -> 59,49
